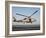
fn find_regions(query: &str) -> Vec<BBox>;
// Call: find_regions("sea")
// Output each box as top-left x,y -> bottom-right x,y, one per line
12,24 -> 40,31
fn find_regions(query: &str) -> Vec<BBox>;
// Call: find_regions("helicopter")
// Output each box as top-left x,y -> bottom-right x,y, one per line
13,10 -> 39,24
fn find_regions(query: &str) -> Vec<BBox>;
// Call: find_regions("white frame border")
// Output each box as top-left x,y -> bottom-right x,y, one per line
9,3 -> 43,35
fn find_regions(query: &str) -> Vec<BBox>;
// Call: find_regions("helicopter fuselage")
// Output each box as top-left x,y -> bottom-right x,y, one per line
13,18 -> 32,23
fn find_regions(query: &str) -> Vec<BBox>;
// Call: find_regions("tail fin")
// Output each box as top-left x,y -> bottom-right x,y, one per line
13,17 -> 16,22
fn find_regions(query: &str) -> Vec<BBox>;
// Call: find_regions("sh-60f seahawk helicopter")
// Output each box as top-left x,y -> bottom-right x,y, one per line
13,10 -> 39,23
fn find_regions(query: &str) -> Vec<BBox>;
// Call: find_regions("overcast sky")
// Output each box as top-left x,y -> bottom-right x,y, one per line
12,7 -> 40,24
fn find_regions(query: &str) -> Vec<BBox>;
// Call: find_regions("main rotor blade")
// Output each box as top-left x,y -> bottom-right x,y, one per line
16,13 -> 28,17
28,10 -> 39,18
